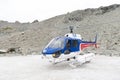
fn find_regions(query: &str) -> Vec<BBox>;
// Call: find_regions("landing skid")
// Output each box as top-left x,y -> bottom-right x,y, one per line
69,53 -> 95,68
53,53 -> 95,68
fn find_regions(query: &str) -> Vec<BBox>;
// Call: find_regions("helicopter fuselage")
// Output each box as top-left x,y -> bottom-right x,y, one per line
42,33 -> 97,63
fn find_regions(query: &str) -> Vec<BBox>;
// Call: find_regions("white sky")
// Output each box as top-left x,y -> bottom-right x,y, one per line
0,0 -> 120,22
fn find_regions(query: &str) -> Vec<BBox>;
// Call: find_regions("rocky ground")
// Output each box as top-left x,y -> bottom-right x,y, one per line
0,4 -> 120,56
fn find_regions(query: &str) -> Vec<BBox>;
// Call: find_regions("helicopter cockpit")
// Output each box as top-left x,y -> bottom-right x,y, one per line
45,37 -> 65,49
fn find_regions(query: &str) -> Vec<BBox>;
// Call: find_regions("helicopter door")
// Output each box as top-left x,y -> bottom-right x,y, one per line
64,40 -> 71,54
71,40 -> 79,52
64,39 -> 79,54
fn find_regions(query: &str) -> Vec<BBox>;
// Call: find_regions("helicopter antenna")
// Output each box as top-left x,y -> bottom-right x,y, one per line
69,26 -> 74,33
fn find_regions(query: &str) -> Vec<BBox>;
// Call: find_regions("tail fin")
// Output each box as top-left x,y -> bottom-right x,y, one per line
94,34 -> 97,43
94,34 -> 97,48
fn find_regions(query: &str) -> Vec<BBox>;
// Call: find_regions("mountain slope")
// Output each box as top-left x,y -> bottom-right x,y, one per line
0,4 -> 120,55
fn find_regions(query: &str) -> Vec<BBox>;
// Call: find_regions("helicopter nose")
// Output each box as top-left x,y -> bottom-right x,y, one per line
42,49 -> 47,56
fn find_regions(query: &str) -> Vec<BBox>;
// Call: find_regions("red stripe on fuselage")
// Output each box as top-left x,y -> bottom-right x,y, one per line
80,43 -> 95,50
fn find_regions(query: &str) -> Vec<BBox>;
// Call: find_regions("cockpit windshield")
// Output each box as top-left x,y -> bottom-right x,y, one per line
46,37 -> 65,49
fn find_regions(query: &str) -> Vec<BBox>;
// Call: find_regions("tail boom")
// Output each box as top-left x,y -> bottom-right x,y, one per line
80,35 -> 97,50
80,43 -> 97,50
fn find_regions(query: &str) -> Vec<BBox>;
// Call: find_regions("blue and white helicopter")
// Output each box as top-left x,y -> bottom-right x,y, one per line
42,26 -> 97,66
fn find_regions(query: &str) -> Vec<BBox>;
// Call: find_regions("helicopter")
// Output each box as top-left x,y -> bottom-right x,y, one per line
42,26 -> 97,66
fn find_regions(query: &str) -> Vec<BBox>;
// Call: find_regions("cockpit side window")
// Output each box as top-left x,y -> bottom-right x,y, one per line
66,40 -> 71,48
72,40 -> 78,47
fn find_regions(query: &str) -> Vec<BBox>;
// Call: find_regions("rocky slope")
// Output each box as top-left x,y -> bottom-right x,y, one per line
0,4 -> 120,56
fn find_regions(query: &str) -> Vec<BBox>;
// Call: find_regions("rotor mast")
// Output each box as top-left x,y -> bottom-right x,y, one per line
69,26 -> 73,33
